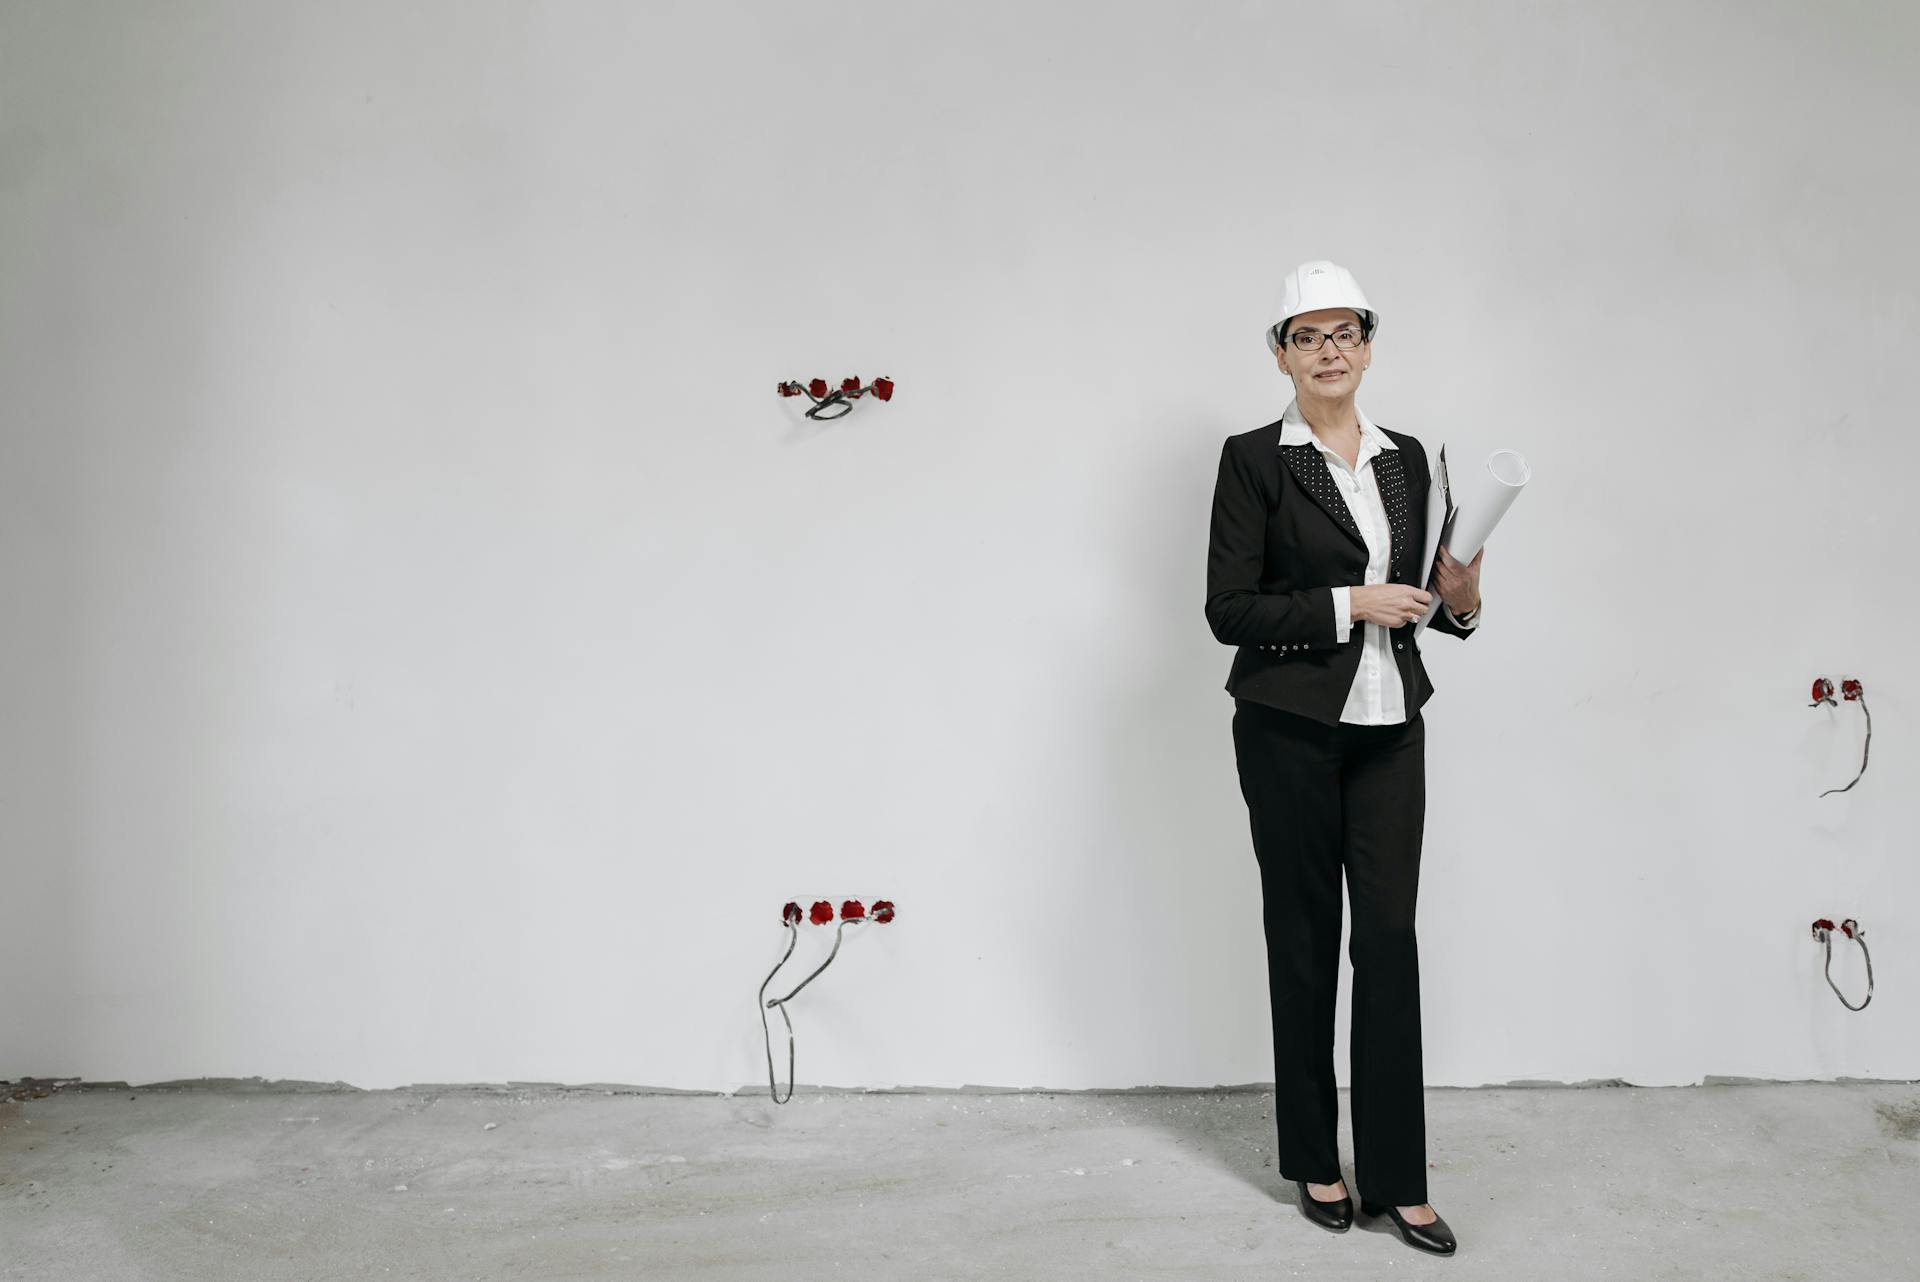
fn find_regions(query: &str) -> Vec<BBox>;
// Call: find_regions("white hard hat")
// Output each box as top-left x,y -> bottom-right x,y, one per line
1265,260 -> 1377,354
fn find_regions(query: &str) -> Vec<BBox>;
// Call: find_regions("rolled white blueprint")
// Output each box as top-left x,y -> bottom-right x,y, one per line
1415,447 -> 1530,633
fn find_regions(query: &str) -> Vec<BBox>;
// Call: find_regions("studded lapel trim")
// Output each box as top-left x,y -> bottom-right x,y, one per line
1279,444 -> 1365,552
1373,447 -> 1411,581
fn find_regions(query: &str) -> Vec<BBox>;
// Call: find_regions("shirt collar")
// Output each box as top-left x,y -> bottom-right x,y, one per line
1278,398 -> 1397,454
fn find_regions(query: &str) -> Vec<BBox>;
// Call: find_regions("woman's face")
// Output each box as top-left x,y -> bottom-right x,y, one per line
1275,306 -> 1370,403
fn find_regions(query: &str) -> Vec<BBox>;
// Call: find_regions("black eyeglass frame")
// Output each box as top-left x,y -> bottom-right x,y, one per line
1281,324 -> 1368,352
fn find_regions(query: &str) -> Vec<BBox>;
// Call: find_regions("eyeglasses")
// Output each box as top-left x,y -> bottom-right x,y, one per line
1284,325 -> 1366,352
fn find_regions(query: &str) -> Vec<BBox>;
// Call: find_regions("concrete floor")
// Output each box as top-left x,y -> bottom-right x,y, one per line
3,1080 -> 1918,1280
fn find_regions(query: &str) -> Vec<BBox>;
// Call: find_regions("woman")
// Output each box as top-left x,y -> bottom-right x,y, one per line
1205,260 -> 1483,1257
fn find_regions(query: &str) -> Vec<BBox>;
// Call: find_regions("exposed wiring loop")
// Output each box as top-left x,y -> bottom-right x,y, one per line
757,923 -> 802,1104
777,376 -> 895,421
1810,917 -> 1873,1011
757,899 -> 896,1103
803,395 -> 853,421
767,919 -> 848,1010
1819,682 -> 1870,797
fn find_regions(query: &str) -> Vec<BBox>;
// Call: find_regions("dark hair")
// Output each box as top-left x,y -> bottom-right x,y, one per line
1277,311 -> 1374,349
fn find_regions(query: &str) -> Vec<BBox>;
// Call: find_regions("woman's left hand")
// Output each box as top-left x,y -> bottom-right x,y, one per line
1430,546 -> 1483,614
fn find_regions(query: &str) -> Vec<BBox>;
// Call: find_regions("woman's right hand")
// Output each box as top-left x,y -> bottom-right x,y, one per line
1351,584 -> 1432,629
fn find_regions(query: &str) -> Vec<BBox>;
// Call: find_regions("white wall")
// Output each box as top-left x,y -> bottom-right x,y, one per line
3,0 -> 1915,1092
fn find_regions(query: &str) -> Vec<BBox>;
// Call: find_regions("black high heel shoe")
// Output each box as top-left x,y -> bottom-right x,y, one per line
1294,1180 -> 1353,1232
1360,1199 -> 1457,1255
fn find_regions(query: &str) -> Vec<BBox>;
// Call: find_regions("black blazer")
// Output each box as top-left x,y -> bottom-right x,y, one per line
1205,417 -> 1475,726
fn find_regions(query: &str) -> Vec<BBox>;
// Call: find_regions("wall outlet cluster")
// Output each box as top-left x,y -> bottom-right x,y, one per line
1806,677 -> 1876,1013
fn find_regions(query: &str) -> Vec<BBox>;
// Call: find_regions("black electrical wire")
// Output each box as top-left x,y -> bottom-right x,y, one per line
803,394 -> 853,421
757,919 -> 851,1104
1812,919 -> 1873,1011
769,920 -> 847,1008
757,923 -> 802,1105
1819,695 -> 1871,797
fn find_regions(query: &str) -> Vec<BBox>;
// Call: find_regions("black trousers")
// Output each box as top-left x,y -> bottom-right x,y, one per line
1231,698 -> 1429,1205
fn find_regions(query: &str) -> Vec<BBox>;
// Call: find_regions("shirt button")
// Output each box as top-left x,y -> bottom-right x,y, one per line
1396,643 -> 1405,651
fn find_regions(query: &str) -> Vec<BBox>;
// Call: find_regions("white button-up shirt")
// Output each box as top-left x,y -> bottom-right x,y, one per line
1278,399 -> 1480,725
